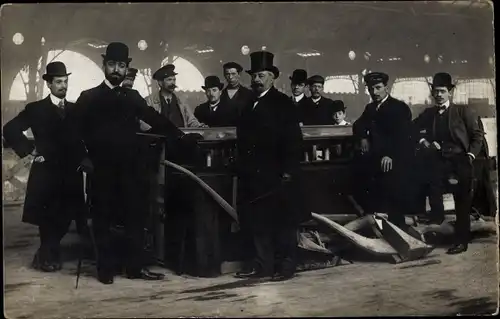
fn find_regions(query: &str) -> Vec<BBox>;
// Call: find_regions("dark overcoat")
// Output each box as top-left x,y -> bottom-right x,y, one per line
220,85 -> 254,117
352,95 -> 414,213
299,96 -> 336,125
236,87 -> 309,231
3,96 -> 86,225
194,100 -> 239,127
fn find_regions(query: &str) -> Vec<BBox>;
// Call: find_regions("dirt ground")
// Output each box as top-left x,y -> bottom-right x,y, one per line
3,205 -> 499,318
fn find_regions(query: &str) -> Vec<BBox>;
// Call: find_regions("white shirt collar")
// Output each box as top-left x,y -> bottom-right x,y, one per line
312,96 -> 322,104
104,79 -> 117,90
209,100 -> 220,111
376,94 -> 390,110
437,100 -> 450,108
293,93 -> 305,102
258,88 -> 271,99
50,94 -> 64,106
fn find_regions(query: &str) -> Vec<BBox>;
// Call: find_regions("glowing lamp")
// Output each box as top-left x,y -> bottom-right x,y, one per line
138,40 -> 148,51
13,33 -> 24,45
348,50 -> 356,60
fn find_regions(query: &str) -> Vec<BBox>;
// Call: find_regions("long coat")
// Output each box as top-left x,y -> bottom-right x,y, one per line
3,96 -> 86,225
220,85 -> 254,117
194,100 -> 239,127
352,95 -> 414,213
236,87 -> 308,231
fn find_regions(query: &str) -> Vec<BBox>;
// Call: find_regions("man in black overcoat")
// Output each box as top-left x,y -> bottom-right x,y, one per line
413,72 -> 484,254
300,75 -> 335,125
235,51 -> 308,281
3,62 -> 86,272
195,75 -> 239,127
67,42 -> 202,284
352,72 -> 413,228
221,61 -> 254,117
289,69 -> 309,125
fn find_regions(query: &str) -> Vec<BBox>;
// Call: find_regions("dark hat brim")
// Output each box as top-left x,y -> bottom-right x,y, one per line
428,81 -> 456,89
42,73 -> 72,81
101,54 -> 132,63
152,70 -> 178,81
289,76 -> 308,84
202,84 -> 224,90
246,66 -> 280,79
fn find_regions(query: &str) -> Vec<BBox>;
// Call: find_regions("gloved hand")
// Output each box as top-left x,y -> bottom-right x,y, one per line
77,157 -> 94,174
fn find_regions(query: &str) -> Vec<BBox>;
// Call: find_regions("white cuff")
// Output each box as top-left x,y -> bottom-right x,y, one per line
419,138 -> 427,144
467,152 -> 475,159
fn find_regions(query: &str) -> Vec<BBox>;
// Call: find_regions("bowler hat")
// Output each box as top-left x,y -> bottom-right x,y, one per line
153,64 -> 177,81
307,75 -> 325,85
364,72 -> 389,86
223,62 -> 243,73
246,51 -> 280,78
101,42 -> 132,63
430,72 -> 455,89
202,75 -> 224,90
332,100 -> 346,113
126,68 -> 138,78
42,61 -> 71,81
289,69 -> 308,84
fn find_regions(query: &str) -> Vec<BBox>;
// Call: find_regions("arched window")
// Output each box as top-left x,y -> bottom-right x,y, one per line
324,75 -> 359,94
131,68 -> 153,98
158,56 -> 204,92
9,50 -> 103,102
453,78 -> 495,105
391,77 -> 433,106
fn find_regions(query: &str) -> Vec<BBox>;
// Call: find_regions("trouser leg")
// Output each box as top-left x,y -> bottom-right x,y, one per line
253,230 -> 274,276
274,225 -> 298,276
453,156 -> 473,245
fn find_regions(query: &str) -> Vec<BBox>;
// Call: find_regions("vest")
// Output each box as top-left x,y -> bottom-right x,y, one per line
160,94 -> 184,127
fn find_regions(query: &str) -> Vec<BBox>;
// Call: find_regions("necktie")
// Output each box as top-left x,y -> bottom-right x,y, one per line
58,100 -> 64,108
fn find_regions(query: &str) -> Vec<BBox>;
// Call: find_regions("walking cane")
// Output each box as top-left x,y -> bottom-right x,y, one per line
75,172 -> 99,289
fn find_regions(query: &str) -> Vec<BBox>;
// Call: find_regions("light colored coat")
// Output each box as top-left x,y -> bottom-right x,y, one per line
145,92 -> 206,128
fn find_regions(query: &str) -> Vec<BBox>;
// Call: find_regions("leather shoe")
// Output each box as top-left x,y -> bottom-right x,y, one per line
446,244 -> 468,255
271,272 -> 295,282
126,268 -> 165,280
97,270 -> 114,284
234,268 -> 272,279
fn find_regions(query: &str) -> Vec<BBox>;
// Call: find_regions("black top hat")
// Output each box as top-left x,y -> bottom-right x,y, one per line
289,69 -> 308,84
42,61 -> 71,81
364,72 -> 389,86
126,68 -> 138,78
202,75 -> 224,90
246,51 -> 280,78
307,75 -> 325,85
153,64 -> 178,81
430,72 -> 455,89
332,100 -> 346,113
223,62 -> 243,73
101,42 -> 132,63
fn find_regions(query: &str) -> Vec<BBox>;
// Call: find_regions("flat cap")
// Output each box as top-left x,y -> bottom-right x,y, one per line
222,61 -> 243,73
153,64 -> 177,81
364,72 -> 389,86
307,75 -> 325,85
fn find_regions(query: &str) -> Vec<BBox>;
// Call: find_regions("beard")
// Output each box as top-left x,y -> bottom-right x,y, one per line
52,89 -> 67,99
105,72 -> 125,86
251,82 -> 265,93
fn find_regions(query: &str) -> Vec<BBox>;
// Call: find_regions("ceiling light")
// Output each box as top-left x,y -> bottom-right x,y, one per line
138,40 -> 148,51
12,33 -> 24,45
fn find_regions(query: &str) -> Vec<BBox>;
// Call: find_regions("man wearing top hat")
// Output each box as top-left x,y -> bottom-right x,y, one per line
235,51 -> 308,281
3,61 -> 86,273
413,72 -> 483,254
67,42 -> 202,284
145,64 -> 205,128
221,61 -> 254,117
301,75 -> 336,125
352,72 -> 413,228
289,69 -> 309,125
122,67 -> 138,89
195,75 -> 239,127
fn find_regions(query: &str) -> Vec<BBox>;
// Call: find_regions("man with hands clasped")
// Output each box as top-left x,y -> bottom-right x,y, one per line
413,72 -> 484,254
